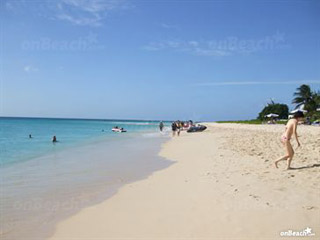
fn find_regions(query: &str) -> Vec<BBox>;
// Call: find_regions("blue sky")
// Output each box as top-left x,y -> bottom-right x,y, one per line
1,0 -> 320,121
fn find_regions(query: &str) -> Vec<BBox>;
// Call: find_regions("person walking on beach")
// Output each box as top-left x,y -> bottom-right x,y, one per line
176,121 -> 181,136
274,111 -> 304,170
171,122 -> 177,136
159,121 -> 164,132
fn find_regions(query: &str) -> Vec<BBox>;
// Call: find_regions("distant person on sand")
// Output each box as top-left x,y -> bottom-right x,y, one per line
52,135 -> 57,143
274,111 -> 304,170
159,121 -> 164,132
176,121 -> 181,136
171,122 -> 177,136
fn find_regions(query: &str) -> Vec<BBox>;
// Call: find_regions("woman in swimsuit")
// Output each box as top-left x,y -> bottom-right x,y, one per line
274,111 -> 304,170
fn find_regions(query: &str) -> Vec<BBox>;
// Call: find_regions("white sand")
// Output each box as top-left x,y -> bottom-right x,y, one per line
49,123 -> 320,239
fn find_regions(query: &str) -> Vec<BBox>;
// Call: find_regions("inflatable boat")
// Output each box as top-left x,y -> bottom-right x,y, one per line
187,125 -> 207,133
112,128 -> 127,133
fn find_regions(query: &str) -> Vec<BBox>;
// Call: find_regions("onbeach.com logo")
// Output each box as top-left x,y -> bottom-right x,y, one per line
280,227 -> 315,237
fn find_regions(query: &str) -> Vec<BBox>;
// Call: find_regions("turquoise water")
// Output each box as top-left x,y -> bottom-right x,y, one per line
0,117 -> 166,166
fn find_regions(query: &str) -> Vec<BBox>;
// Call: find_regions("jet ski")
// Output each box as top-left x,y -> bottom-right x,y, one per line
187,125 -> 207,133
112,127 -> 127,133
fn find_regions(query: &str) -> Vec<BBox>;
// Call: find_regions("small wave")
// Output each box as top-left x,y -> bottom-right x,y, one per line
142,128 -> 171,138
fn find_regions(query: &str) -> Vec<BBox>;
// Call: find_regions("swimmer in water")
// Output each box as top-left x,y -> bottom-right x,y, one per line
52,135 -> 57,143
274,111 -> 304,170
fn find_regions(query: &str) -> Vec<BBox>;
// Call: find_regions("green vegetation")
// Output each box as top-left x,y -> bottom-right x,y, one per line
292,84 -> 320,121
258,100 -> 288,120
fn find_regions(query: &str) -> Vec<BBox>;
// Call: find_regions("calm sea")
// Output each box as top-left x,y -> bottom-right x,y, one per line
0,117 -> 168,166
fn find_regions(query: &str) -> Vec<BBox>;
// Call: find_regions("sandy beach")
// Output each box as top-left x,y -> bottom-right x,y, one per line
49,123 -> 320,239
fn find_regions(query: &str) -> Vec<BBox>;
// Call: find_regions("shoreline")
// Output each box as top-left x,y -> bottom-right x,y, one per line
48,123 -> 319,239
1,131 -> 172,240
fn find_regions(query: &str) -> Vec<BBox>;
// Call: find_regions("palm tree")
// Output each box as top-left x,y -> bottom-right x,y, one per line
292,84 -> 313,109
314,91 -> 320,107
313,91 -> 320,120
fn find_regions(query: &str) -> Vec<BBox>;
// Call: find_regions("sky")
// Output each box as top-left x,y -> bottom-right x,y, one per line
1,0 -> 320,121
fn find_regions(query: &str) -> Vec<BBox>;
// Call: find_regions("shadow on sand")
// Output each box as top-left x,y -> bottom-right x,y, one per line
290,163 -> 320,170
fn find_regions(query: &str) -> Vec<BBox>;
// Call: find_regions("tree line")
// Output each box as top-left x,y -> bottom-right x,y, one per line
258,84 -> 320,121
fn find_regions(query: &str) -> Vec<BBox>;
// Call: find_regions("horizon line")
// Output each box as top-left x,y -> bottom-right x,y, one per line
0,116 -> 198,122
192,80 -> 320,86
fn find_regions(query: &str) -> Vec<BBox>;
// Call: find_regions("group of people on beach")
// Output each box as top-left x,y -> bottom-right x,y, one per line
158,120 -> 194,136
171,120 -> 193,136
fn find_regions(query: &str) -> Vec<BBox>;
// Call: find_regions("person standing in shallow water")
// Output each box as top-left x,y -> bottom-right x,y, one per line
52,135 -> 57,143
274,111 -> 304,170
159,121 -> 164,132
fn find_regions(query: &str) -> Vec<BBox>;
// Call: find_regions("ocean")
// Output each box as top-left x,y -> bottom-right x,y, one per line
0,117 -> 170,166
0,117 -> 173,239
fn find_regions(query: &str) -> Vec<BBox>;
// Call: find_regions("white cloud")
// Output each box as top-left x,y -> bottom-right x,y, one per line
192,80 -> 320,87
4,0 -> 131,27
24,65 -> 39,72
55,0 -> 130,26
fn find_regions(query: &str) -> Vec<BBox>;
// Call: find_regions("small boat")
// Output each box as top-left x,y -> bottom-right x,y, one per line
112,127 -> 127,133
187,125 -> 207,133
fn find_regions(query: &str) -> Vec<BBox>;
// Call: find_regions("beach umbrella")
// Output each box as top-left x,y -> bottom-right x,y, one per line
290,109 -> 307,114
291,104 -> 308,114
265,113 -> 279,118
